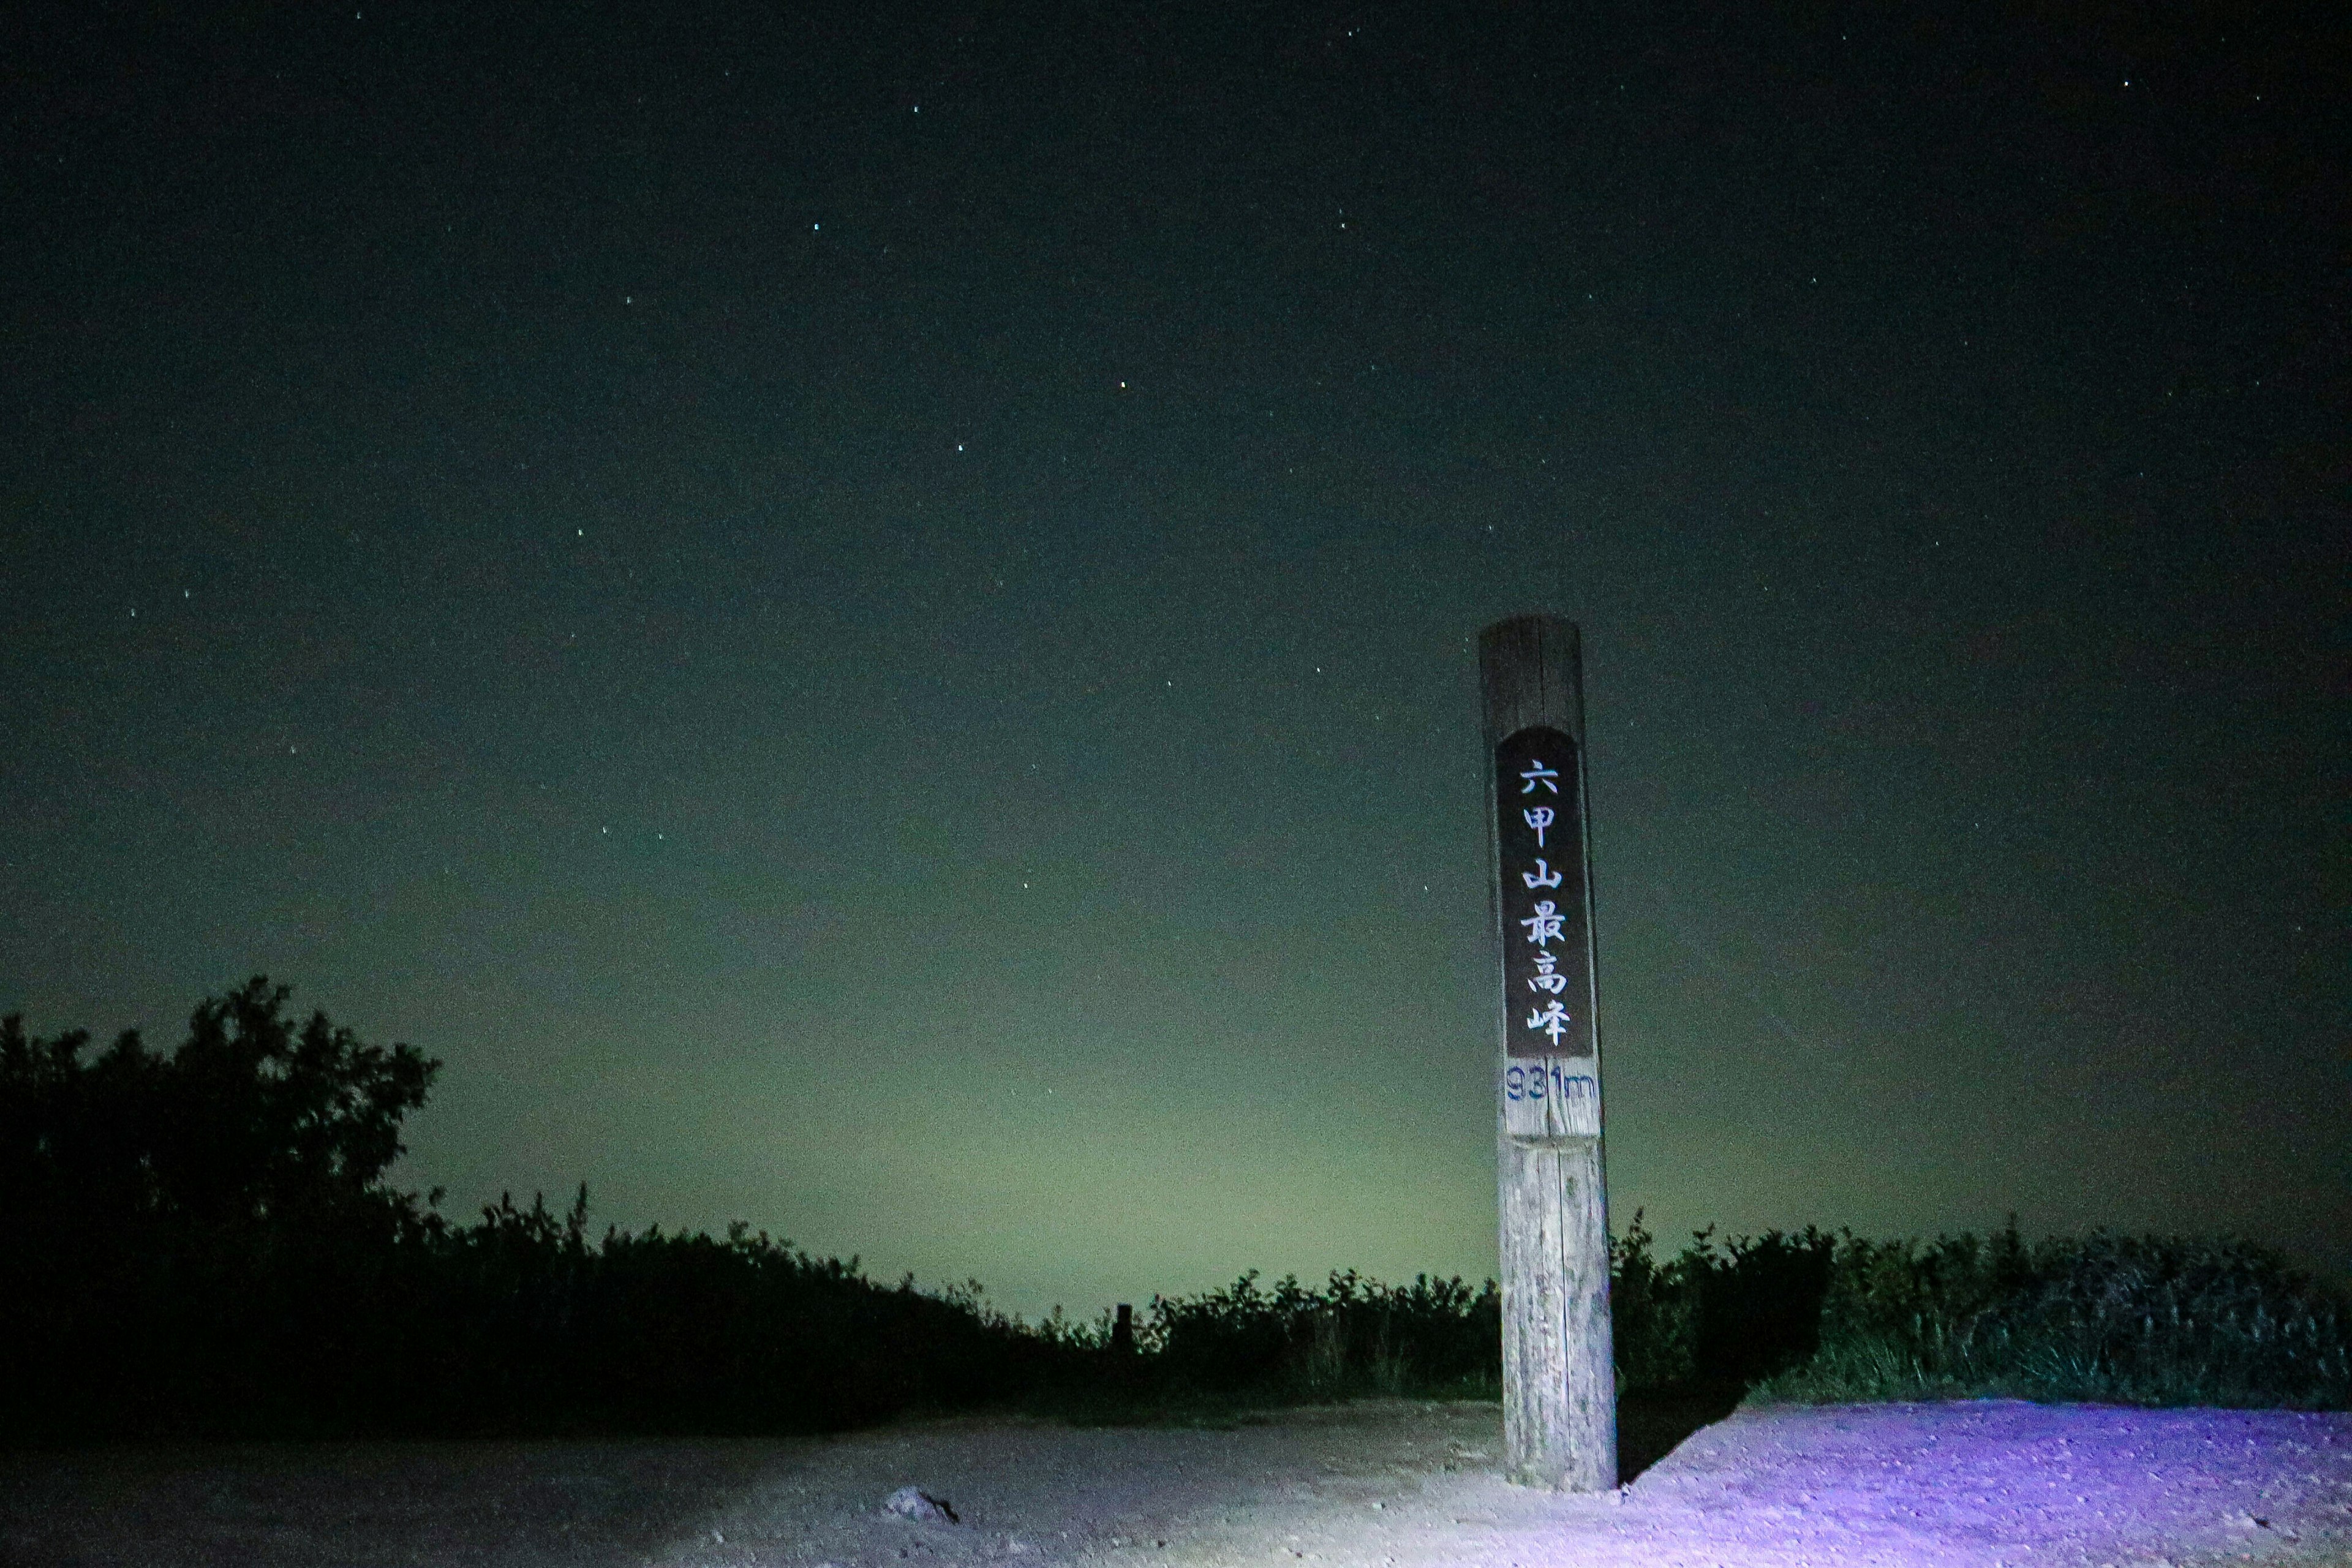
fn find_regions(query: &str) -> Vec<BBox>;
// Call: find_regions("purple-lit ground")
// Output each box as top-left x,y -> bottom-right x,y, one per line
7,1400 -> 2346,1567
1388,1401 -> 2352,1568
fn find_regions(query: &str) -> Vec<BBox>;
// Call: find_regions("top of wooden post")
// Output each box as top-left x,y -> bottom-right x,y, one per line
1479,616 -> 1585,749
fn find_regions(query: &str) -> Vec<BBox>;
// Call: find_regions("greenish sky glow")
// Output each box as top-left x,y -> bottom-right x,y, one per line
3,1 -> 2342,1319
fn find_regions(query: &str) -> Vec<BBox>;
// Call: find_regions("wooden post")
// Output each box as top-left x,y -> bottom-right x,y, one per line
1479,615 -> 1616,1491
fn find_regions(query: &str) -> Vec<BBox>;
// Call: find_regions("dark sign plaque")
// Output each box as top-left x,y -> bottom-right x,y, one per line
1494,725 -> 1594,1060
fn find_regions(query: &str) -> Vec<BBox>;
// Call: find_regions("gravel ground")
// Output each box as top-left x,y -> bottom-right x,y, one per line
4,1399 -> 2346,1568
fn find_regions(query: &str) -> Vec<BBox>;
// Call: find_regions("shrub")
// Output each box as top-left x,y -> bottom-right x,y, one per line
1608,1212 -> 1838,1393
1140,1268 -> 1502,1403
1755,1225 -> 2351,1409
12,982 -> 2343,1435
0,982 -> 1087,1440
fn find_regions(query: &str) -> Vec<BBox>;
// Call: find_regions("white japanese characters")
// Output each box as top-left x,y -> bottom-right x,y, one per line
1495,730 -> 1600,1127
1501,742 -> 1588,1061
1519,892 -> 1570,1045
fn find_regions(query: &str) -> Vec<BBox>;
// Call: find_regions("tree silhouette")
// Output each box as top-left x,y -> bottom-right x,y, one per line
151,977 -> 440,1230
0,978 -> 442,1436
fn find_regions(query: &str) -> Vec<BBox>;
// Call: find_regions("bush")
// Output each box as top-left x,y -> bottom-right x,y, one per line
1122,1213 -> 1836,1412
0,980 -> 445,1436
1608,1212 -> 1839,1393
1754,1225 -> 2352,1409
1138,1268 -> 1501,1404
394,1189 -> 1077,1435
0,981 -> 1088,1440
12,981 -> 2343,1436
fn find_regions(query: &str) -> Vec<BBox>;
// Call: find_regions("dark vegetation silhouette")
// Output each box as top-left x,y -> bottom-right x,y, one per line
4,981 -> 2342,1443
0,981 -> 1065,1439
1751,1226 -> 2352,1409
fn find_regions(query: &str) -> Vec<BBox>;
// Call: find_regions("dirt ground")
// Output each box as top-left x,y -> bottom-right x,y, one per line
4,1398 -> 2347,1568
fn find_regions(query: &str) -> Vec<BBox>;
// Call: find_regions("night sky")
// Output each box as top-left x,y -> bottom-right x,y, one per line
4,1 -> 2344,1321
